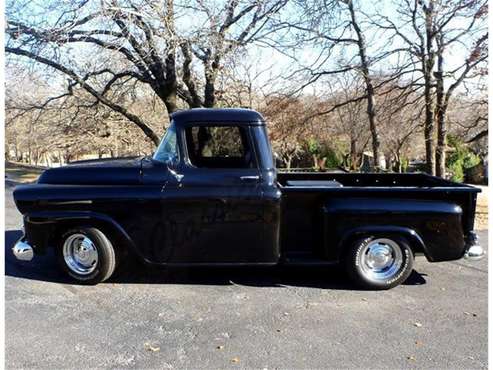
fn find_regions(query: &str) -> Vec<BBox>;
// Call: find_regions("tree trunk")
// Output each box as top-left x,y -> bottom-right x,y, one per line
350,137 -> 358,171
286,156 -> 292,169
164,94 -> 177,115
424,95 -> 436,176
397,153 -> 402,173
161,0 -> 178,116
435,38 -> 446,177
347,0 -> 380,169
423,0 -> 436,175
204,66 -> 217,108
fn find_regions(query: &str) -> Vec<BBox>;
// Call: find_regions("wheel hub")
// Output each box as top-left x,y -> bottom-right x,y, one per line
366,244 -> 392,269
359,238 -> 403,282
63,234 -> 98,275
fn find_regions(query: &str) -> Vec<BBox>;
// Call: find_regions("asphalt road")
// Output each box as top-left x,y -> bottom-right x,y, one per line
5,180 -> 488,369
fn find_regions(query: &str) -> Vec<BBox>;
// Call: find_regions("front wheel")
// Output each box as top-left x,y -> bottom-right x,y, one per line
57,227 -> 117,284
345,236 -> 414,290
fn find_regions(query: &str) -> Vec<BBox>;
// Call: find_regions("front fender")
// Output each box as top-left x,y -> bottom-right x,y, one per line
23,210 -> 147,262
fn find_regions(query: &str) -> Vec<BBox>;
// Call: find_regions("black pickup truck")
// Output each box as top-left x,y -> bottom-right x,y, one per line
13,108 -> 484,289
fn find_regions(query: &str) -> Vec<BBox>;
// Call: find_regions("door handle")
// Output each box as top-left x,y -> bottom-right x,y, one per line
240,175 -> 260,182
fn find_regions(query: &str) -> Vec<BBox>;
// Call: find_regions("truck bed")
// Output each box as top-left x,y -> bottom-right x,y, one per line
278,172 -> 479,191
277,172 -> 480,262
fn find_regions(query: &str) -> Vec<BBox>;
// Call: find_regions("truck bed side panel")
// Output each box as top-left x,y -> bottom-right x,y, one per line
280,177 -> 478,263
323,198 -> 465,262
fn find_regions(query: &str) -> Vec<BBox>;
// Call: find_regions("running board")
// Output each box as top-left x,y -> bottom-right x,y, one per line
281,256 -> 339,266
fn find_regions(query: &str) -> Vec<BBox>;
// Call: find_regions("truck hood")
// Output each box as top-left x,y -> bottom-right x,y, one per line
37,157 -> 144,185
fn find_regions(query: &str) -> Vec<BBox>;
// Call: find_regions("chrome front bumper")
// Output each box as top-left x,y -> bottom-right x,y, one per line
463,232 -> 485,261
12,239 -> 34,261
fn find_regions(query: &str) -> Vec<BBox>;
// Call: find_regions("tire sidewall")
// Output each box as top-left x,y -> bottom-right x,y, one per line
57,227 -> 115,284
348,236 -> 414,290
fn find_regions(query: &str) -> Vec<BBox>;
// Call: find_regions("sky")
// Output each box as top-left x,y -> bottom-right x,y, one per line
5,0 -> 488,100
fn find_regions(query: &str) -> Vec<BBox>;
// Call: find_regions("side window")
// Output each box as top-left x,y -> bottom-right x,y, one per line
185,125 -> 254,169
153,123 -> 179,165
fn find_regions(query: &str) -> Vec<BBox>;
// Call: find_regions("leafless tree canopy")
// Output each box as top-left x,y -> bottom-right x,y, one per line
5,0 -> 488,178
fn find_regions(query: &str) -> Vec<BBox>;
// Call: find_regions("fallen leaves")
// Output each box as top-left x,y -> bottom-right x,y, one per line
144,342 -> 160,352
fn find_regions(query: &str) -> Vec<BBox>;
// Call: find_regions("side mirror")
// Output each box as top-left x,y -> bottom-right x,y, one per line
161,153 -> 179,167
273,152 -> 282,168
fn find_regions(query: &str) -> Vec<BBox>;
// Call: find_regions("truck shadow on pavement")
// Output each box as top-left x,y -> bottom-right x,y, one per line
5,229 -> 427,290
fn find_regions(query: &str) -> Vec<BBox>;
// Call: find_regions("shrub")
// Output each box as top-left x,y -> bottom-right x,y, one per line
304,138 -> 344,170
306,138 -> 321,156
446,135 -> 481,182
324,147 -> 343,169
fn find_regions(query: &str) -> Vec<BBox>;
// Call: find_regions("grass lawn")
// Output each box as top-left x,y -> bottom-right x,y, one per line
5,162 -> 45,183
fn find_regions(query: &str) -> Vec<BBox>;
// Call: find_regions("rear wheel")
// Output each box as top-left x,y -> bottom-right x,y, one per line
57,227 -> 117,284
345,236 -> 414,290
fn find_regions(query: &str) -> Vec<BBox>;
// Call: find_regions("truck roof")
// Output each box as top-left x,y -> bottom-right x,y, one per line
170,108 -> 265,125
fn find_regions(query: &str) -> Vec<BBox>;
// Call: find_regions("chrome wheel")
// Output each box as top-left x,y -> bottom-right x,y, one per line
359,238 -> 403,282
62,234 -> 98,275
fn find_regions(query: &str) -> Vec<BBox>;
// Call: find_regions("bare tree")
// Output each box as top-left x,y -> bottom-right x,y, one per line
448,85 -> 488,155
377,82 -> 425,172
330,75 -> 369,170
6,69 -> 165,164
343,0 -> 380,169
6,0 -> 287,146
377,0 -> 439,174
273,0 -> 405,169
378,0 -> 487,176
178,0 -> 287,108
261,96 -> 312,168
5,0 -> 488,176
434,26 -> 487,175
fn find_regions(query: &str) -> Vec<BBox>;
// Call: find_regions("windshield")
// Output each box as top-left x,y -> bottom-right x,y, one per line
153,123 -> 179,165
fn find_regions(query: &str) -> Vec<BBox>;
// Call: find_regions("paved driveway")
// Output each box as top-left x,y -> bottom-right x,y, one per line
5,181 -> 488,369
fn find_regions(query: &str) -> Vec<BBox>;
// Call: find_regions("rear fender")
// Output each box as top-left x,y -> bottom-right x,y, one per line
323,197 -> 465,262
337,225 -> 429,260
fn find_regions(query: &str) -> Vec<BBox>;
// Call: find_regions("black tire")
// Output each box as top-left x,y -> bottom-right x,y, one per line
345,236 -> 414,290
57,227 -> 117,284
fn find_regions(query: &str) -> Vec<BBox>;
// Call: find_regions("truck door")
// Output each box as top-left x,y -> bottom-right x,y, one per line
162,123 -> 274,264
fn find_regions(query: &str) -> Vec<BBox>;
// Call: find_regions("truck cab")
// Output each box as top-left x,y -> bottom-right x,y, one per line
147,108 -> 281,264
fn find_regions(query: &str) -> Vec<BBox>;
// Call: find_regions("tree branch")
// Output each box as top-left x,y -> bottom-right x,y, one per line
6,46 -> 160,145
